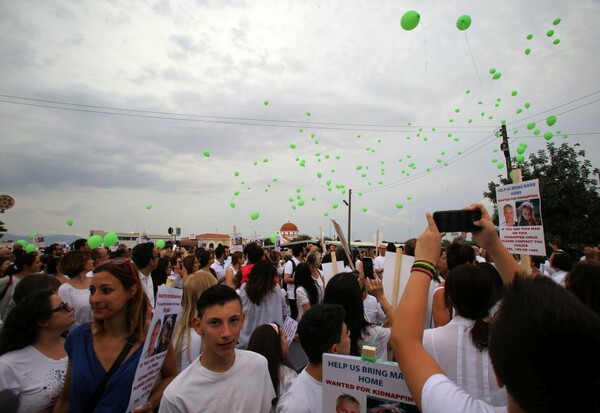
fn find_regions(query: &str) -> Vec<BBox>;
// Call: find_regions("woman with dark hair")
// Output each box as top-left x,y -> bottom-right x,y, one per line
53,259 -> 178,413
0,252 -> 42,322
13,274 -> 61,304
0,289 -> 75,412
247,323 -> 297,412
197,250 -> 216,278
324,272 -> 391,359
422,264 -> 506,407
45,255 -> 69,284
225,251 -> 244,289
57,251 -> 94,326
182,255 -> 199,278
565,261 -> 600,315
294,252 -> 325,321
0,257 -> 13,278
237,260 -> 287,349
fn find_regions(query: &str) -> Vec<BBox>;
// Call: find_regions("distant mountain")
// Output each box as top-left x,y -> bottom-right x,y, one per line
2,233 -> 84,245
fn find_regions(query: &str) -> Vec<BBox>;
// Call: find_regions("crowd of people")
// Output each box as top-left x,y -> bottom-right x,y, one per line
0,207 -> 598,412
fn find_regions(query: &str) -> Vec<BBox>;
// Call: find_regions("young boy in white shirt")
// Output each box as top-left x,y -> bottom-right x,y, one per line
159,285 -> 276,412
277,304 -> 351,413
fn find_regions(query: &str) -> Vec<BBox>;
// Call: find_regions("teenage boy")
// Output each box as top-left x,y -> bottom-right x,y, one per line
159,285 -> 275,412
277,304 -> 351,413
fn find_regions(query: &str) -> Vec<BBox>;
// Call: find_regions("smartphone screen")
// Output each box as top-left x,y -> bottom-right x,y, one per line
361,257 -> 375,279
432,209 -> 482,233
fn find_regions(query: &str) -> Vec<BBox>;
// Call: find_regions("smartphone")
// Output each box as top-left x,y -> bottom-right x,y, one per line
432,209 -> 482,233
361,257 -> 375,279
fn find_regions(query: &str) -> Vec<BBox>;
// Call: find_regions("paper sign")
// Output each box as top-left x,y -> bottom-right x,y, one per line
323,354 -> 417,412
382,252 -> 415,307
230,233 -> 243,253
321,260 -> 345,286
126,286 -> 183,411
495,179 -> 546,255
282,315 -> 298,347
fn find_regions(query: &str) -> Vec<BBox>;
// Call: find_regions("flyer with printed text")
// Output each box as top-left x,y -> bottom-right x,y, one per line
126,286 -> 183,411
323,354 -> 417,413
495,179 -> 546,255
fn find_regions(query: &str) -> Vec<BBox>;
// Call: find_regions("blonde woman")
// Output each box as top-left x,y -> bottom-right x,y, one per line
172,272 -> 217,372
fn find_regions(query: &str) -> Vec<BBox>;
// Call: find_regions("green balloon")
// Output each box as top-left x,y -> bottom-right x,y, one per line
456,15 -> 472,30
290,144 -> 296,149
515,154 -> 525,163
203,150 -> 210,157
534,129 -> 541,136
103,232 -> 118,247
156,239 -> 166,249
298,200 -> 305,206
517,147 -> 526,154
30,232 -> 38,240
527,122 -> 536,130
400,10 -> 420,31
356,165 -> 362,170
544,132 -> 553,140
362,207 -> 368,212
525,48 -> 531,55
263,158 -> 269,163
88,235 -> 103,249
326,179 -> 331,186
492,72 -> 502,80
264,100 -> 269,106
250,211 -> 260,220
546,29 -> 554,37
524,102 -> 531,109
489,68 -> 496,74
553,18 -> 561,25
406,196 -> 412,201
546,115 -> 557,127
396,203 -> 403,209
234,171 -> 239,177
317,172 -> 322,178
270,233 -> 277,243
526,34 -> 533,40
292,205 -> 296,210
17,239 -> 27,247
66,219 -> 73,226
234,191 -> 240,196
332,203 -> 339,209
146,204 -> 152,210
25,244 -> 37,253
553,39 -> 560,45
511,90 -> 518,96
306,112 -> 311,117
230,201 -> 236,208
324,212 -> 329,217
497,163 -> 505,170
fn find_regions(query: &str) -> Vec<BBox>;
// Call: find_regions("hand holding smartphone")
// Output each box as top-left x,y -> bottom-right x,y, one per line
432,209 -> 482,233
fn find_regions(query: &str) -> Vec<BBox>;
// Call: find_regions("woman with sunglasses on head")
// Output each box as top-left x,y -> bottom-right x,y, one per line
53,259 -> 178,413
0,289 -> 75,412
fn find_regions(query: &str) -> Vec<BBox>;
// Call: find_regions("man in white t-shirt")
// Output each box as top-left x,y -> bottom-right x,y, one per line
159,285 -> 276,412
210,245 -> 229,283
373,244 -> 386,278
277,304 -> 351,413
131,242 -> 158,307
283,244 -> 305,320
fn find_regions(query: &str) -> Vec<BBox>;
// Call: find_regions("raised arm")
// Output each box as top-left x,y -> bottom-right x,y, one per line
469,203 -> 523,284
391,213 -> 444,411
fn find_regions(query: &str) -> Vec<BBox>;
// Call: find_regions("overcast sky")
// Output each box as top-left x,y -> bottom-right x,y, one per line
1,0 -> 599,243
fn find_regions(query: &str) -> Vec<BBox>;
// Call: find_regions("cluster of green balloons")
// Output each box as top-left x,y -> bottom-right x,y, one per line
400,11 -> 472,31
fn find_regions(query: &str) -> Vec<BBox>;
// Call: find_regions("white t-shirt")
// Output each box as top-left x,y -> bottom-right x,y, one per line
374,255 -> 385,271
284,257 -> 302,300
172,329 -> 203,372
423,316 -> 507,407
159,349 -> 275,413
58,283 -> 91,325
550,270 -> 568,287
363,294 -> 386,325
210,260 -> 228,283
277,368 -> 322,413
295,274 -> 324,321
359,324 -> 391,361
0,345 -> 68,413
238,283 -> 287,349
138,270 -> 155,307
278,365 -> 298,399
421,374 -> 507,413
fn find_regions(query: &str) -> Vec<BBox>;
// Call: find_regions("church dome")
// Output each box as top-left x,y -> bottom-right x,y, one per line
280,221 -> 299,232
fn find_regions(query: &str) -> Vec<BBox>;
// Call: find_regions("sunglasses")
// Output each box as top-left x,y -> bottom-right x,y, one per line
108,258 -> 142,285
52,302 -> 70,313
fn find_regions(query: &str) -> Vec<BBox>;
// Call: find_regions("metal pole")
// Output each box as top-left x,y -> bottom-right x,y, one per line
347,189 -> 352,248
500,124 -> 512,180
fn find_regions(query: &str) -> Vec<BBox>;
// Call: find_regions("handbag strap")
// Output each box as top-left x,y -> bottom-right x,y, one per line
84,338 -> 136,413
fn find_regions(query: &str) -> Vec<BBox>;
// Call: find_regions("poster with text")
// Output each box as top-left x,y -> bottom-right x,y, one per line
230,232 -> 243,253
126,286 -> 183,412
495,179 -> 546,255
323,354 -> 417,413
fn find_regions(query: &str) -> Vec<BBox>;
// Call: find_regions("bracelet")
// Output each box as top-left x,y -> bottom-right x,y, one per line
411,266 -> 434,280
413,260 -> 437,273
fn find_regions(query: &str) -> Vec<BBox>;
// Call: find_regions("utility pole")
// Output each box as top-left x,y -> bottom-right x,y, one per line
499,124 -> 512,180
343,189 -> 353,248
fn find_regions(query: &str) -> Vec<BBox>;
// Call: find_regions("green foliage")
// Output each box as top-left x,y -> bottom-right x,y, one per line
484,142 -> 600,247
292,234 -> 314,242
